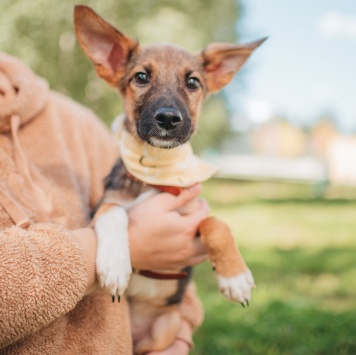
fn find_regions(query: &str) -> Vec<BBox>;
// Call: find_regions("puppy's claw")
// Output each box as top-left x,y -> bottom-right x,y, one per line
112,295 -> 115,303
118,295 -> 121,303
240,299 -> 249,308
212,266 -> 216,272
217,270 -> 254,304
95,207 -> 132,304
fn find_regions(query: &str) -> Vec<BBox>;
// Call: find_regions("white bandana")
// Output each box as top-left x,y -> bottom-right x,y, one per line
112,115 -> 218,187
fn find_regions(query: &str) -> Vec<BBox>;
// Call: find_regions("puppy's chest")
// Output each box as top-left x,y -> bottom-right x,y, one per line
127,274 -> 179,303
123,191 -> 182,304
104,159 -> 182,301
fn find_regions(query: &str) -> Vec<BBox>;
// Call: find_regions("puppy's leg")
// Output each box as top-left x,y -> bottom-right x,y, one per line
93,203 -> 132,300
199,216 -> 255,305
134,308 -> 181,355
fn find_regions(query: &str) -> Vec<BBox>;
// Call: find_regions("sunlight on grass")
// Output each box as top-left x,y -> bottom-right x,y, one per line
192,180 -> 356,354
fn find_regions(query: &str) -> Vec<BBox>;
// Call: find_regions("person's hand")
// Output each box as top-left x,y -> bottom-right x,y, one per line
146,339 -> 190,355
128,184 -> 209,271
145,319 -> 193,355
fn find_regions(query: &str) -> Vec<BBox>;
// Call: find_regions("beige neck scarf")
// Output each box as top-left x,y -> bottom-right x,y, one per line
113,116 -> 217,187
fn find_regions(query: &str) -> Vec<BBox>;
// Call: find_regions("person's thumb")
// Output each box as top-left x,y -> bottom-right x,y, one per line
157,184 -> 202,211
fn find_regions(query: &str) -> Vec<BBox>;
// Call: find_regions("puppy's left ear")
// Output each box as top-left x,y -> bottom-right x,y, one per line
74,5 -> 139,86
201,37 -> 267,93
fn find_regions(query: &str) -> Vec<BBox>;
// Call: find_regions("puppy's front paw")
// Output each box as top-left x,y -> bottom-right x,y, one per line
217,269 -> 255,306
96,246 -> 132,299
95,206 -> 132,299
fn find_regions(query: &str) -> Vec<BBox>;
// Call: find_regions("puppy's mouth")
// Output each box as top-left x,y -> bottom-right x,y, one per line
137,106 -> 193,149
148,135 -> 182,149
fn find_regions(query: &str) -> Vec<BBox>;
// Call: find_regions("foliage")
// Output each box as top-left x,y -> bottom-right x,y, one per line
193,180 -> 356,354
0,0 -> 240,151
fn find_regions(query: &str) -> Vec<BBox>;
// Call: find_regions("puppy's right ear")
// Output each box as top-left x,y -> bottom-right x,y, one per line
74,5 -> 139,86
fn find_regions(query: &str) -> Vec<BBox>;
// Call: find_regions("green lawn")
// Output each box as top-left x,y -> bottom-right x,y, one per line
192,180 -> 356,355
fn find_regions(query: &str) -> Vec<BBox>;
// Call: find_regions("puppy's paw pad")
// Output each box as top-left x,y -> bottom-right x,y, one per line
217,270 -> 255,305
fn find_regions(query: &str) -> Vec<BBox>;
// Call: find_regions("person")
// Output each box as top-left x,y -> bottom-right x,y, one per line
0,52 -> 209,354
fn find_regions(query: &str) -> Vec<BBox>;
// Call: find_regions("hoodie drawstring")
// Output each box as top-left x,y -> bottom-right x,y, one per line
10,114 -> 50,223
0,114 -> 50,226
0,185 -> 31,228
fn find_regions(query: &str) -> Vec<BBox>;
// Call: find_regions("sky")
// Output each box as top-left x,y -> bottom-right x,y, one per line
229,0 -> 356,133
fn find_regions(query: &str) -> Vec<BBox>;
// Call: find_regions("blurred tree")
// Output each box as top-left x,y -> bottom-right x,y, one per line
0,0 -> 240,153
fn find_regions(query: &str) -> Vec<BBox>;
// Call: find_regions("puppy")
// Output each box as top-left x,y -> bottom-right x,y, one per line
74,5 -> 265,354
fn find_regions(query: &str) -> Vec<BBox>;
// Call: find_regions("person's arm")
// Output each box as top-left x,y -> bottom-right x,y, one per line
0,224 -> 90,348
0,185 -> 208,350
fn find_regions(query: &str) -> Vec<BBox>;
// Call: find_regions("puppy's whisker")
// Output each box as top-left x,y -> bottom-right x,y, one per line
193,130 -> 207,152
141,125 -> 150,138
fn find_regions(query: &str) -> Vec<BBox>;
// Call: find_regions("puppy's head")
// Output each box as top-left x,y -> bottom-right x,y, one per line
74,5 -> 266,148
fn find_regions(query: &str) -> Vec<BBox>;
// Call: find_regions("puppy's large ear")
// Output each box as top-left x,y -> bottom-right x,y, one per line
74,5 -> 139,86
201,38 -> 267,93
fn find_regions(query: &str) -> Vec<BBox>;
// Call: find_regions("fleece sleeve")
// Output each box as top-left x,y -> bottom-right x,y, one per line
0,223 -> 88,348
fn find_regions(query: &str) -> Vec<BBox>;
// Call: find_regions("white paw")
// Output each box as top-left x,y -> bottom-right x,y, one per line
217,269 -> 255,305
95,207 -> 132,298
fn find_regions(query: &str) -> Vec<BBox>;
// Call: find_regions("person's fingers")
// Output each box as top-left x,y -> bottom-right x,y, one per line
167,237 -> 207,268
192,237 -> 207,256
182,198 -> 210,229
155,184 -> 202,211
181,238 -> 208,267
186,253 -> 209,266
189,239 -> 208,264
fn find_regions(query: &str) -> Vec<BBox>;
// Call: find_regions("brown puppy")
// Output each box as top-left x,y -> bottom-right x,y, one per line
74,5 -> 265,354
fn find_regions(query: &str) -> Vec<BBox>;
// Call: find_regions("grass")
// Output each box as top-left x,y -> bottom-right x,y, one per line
192,180 -> 356,355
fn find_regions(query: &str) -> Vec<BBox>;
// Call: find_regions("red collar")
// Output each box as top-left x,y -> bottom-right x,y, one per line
126,171 -> 184,196
151,184 -> 182,196
133,269 -> 188,280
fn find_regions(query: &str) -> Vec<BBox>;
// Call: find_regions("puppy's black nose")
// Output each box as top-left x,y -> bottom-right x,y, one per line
154,107 -> 182,131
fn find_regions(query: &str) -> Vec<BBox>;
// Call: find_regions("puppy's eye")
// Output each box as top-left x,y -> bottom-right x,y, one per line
134,72 -> 149,85
186,77 -> 200,90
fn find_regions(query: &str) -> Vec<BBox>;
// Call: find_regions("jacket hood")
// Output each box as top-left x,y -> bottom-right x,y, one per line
0,52 -> 49,133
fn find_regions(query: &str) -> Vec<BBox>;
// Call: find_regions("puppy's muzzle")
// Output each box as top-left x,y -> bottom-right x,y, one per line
154,107 -> 183,131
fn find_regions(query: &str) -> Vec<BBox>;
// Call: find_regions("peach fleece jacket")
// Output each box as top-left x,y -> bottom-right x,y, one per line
0,53 -> 203,354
